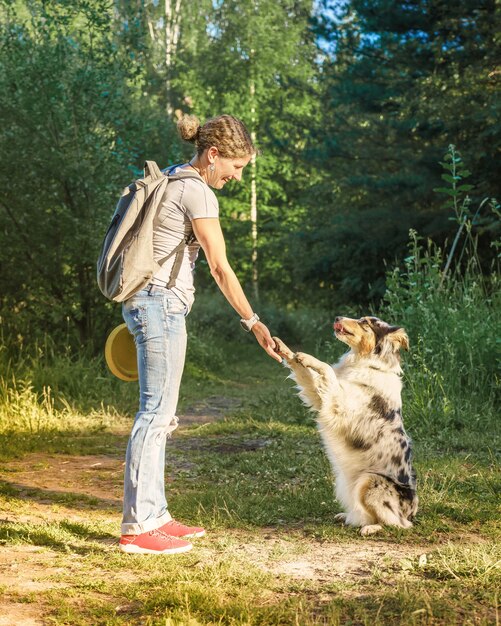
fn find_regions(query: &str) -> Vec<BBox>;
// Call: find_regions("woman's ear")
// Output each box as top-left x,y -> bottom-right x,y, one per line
207,145 -> 219,163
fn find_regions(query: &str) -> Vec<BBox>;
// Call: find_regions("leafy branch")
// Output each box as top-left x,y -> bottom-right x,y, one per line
435,145 -> 496,288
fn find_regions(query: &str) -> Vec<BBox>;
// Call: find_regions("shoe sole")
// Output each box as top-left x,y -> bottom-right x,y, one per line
119,542 -> 193,555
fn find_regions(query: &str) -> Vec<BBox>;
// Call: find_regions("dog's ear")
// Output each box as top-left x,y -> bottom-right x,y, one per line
388,327 -> 409,352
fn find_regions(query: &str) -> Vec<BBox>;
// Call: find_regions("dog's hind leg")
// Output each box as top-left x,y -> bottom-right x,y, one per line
357,474 -> 413,535
360,524 -> 383,536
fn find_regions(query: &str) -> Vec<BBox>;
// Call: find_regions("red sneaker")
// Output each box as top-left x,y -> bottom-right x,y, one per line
158,519 -> 206,538
119,529 -> 193,554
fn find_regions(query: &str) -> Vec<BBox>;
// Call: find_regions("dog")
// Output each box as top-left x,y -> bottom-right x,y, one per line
273,316 -> 418,535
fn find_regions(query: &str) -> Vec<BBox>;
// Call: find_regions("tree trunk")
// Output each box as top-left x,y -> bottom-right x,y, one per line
165,0 -> 182,116
250,76 -> 259,302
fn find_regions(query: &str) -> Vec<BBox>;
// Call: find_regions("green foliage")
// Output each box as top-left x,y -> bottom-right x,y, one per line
0,0 -> 134,346
172,0 -> 321,299
382,231 -> 499,442
0,336 -> 135,450
0,0 -> 187,350
302,0 -> 501,304
380,148 -> 500,445
1,0 -> 500,366
434,145 -> 499,282
188,288 -> 342,360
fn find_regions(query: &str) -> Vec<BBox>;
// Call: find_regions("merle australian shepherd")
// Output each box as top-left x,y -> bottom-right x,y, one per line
273,316 -> 418,535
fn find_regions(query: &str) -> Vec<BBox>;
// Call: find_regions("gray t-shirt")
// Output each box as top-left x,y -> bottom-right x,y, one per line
151,165 -> 219,310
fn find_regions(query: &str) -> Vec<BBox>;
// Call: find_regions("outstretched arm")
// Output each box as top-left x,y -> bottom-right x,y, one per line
192,218 -> 281,362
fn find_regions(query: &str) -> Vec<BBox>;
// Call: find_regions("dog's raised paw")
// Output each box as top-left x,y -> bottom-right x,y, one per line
272,337 -> 294,360
294,352 -> 312,367
334,513 -> 347,525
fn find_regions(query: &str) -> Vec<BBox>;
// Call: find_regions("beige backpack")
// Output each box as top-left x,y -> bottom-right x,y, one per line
97,161 -> 198,302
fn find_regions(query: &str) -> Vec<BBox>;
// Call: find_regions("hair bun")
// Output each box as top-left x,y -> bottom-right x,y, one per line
177,114 -> 201,143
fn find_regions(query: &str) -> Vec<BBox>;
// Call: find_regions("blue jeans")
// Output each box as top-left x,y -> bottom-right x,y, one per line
121,284 -> 188,535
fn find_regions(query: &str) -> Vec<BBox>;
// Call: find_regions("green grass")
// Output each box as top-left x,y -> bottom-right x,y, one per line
0,226 -> 499,623
0,335 -> 499,625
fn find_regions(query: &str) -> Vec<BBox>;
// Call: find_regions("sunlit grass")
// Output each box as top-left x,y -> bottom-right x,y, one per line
0,245 -> 499,623
0,366 -> 498,624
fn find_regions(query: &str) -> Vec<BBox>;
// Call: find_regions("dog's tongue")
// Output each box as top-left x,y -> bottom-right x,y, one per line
334,322 -> 343,332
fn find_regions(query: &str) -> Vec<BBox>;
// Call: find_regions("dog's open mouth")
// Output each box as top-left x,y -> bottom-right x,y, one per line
334,322 -> 353,336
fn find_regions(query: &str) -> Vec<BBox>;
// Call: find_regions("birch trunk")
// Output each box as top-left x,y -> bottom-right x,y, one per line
164,0 -> 182,116
250,75 -> 259,302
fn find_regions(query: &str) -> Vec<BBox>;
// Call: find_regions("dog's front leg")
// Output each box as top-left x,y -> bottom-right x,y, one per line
274,338 -> 338,410
274,336 -> 322,409
295,351 -> 340,399
294,352 -> 334,378
273,337 -> 296,364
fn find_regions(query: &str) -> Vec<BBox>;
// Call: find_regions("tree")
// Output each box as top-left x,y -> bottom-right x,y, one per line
297,0 -> 500,305
171,0 -> 321,301
0,0 -> 152,348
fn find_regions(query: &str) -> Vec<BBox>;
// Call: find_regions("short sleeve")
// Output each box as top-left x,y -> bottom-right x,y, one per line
181,178 -> 219,220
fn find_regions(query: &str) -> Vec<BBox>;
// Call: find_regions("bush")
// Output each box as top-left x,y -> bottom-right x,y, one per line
382,232 -> 499,442
379,147 -> 500,448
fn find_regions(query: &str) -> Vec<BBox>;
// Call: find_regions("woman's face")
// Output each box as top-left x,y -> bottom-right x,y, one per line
208,154 -> 252,189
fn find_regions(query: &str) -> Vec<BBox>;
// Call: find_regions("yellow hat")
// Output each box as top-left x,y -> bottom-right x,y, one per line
104,323 -> 138,381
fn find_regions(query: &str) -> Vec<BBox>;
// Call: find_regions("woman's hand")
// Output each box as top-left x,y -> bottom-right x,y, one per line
252,322 -> 282,362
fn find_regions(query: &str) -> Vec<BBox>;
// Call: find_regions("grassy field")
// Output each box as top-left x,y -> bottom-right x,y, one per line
1,224 -> 500,625
0,321 -> 499,626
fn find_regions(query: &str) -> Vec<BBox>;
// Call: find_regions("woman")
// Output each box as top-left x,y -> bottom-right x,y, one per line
119,114 -> 281,555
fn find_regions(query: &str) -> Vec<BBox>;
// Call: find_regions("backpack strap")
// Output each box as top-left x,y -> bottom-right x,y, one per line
155,231 -> 197,288
166,233 -> 197,289
144,161 -> 162,179
156,233 -> 194,267
155,163 -> 202,288
163,164 -> 205,182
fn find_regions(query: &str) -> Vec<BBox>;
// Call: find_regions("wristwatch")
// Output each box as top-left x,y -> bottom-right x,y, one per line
240,313 -> 260,332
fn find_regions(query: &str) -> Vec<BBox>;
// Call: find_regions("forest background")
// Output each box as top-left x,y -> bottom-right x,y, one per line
0,2 -> 500,624
0,0 -> 499,350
